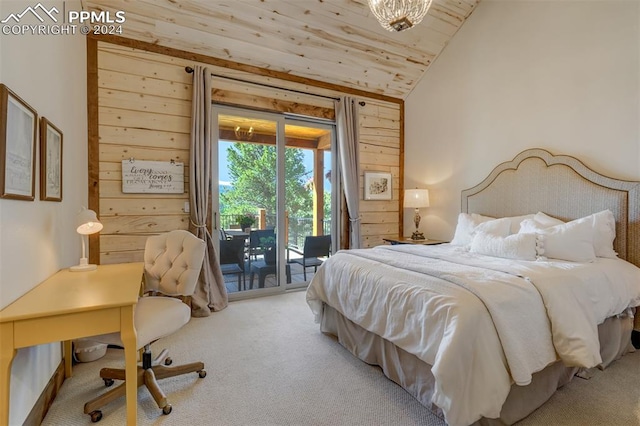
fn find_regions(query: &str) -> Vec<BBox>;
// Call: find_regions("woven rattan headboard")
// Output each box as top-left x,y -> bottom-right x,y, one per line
461,148 -> 640,267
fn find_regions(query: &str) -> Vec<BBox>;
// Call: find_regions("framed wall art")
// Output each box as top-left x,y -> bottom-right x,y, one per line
40,117 -> 63,201
364,171 -> 392,200
0,84 -> 38,201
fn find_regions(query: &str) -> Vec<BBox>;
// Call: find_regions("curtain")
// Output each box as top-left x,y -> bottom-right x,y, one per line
335,96 -> 361,249
189,65 -> 228,316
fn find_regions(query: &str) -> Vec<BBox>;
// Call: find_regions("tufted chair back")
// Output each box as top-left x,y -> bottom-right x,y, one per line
143,230 -> 205,297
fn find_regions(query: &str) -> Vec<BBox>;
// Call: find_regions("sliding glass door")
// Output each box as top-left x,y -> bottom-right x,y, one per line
283,118 -> 336,290
212,105 -> 337,299
213,106 -> 283,298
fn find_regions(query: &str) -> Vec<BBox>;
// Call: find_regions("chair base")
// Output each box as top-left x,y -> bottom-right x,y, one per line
83,350 -> 205,421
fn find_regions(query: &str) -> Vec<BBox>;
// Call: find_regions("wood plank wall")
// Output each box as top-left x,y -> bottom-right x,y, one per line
97,42 -> 192,263
359,101 -> 401,247
91,39 -> 402,263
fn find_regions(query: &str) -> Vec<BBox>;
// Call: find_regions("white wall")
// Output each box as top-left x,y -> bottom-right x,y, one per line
405,0 -> 640,241
0,1 -> 87,423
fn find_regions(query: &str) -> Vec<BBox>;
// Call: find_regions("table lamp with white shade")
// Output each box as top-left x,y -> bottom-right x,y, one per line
70,207 -> 103,272
404,189 -> 430,240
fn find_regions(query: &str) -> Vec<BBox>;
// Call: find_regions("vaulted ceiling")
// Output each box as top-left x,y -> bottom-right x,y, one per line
82,0 -> 480,99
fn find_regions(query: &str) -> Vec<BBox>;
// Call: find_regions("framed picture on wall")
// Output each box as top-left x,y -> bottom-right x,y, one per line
40,117 -> 63,201
0,84 -> 38,201
364,171 -> 392,200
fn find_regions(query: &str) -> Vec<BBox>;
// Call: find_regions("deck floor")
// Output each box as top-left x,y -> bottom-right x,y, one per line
223,253 -> 322,293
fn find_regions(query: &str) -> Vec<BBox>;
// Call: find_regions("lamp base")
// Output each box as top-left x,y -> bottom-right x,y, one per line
410,230 -> 425,240
70,258 -> 97,272
70,264 -> 97,272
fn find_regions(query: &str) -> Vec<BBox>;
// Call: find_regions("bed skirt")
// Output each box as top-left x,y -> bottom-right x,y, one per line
319,304 -> 635,425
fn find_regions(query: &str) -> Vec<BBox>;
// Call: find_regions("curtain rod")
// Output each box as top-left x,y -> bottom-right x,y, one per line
184,66 -> 366,106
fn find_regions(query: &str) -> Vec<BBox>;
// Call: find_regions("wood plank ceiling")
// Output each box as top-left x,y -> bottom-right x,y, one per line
81,0 -> 479,99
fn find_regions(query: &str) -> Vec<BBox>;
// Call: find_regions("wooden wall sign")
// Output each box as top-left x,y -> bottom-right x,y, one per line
122,159 -> 184,193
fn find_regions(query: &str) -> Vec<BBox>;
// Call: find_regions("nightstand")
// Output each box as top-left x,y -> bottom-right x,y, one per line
383,237 -> 446,246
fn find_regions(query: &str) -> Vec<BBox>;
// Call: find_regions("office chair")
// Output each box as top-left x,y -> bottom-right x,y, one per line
289,235 -> 331,280
83,230 -> 206,422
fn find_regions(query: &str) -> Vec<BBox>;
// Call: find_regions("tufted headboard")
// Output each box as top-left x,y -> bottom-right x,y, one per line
461,148 -> 640,268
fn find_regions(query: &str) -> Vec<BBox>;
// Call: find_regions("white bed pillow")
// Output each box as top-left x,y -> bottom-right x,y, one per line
535,218 -> 596,262
589,210 -> 617,258
519,219 -> 543,234
520,210 -> 617,259
504,214 -> 535,234
450,213 -> 495,246
470,232 -> 537,261
518,212 -> 564,233
533,212 -> 565,228
474,217 -> 512,237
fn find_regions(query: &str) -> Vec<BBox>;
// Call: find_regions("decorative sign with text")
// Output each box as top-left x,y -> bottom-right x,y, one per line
122,160 -> 184,194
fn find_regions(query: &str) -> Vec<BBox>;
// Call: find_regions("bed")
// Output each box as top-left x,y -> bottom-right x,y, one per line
306,148 -> 640,426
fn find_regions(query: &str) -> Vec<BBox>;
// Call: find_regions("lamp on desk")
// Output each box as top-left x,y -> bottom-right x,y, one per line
70,207 -> 103,272
404,188 -> 430,240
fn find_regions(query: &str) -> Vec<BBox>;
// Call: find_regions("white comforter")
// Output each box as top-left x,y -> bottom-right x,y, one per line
306,244 -> 640,426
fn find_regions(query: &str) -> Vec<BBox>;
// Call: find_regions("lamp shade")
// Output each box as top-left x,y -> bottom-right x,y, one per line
70,207 -> 103,272
404,189 -> 430,208
76,208 -> 103,235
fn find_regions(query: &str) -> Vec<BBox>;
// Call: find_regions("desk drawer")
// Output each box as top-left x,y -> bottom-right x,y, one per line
13,308 -> 125,348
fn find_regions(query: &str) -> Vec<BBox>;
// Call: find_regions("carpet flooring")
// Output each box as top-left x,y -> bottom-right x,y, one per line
41,291 -> 640,425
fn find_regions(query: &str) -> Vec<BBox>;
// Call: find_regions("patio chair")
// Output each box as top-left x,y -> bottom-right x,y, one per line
249,260 -> 292,289
248,229 -> 275,267
219,237 -> 246,291
288,235 -> 331,281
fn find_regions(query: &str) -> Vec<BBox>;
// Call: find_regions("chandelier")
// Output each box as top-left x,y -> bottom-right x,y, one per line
234,126 -> 254,141
367,0 -> 432,32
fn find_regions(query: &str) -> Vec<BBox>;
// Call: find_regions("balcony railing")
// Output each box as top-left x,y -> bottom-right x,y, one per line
219,213 -> 330,249
286,216 -> 331,248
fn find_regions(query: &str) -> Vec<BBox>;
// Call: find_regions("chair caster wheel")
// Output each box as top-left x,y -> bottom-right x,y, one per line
90,410 -> 103,423
164,357 -> 172,366
162,404 -> 172,415
103,378 -> 114,387
198,369 -> 207,378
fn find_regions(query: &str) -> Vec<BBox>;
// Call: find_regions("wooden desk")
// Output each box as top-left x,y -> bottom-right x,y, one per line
0,263 -> 143,425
